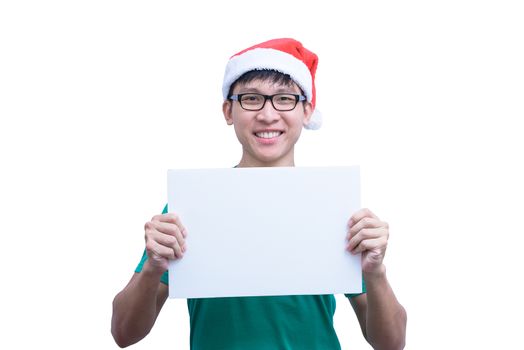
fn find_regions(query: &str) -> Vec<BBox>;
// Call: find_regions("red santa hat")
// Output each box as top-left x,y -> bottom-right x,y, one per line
222,38 -> 322,130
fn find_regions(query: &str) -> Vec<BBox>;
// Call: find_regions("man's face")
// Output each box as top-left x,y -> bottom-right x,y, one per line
223,79 -> 313,167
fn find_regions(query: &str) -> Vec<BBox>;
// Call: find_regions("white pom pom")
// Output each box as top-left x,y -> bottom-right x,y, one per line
304,109 -> 322,130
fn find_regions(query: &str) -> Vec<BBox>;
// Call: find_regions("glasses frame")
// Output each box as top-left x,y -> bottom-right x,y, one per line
229,93 -> 307,112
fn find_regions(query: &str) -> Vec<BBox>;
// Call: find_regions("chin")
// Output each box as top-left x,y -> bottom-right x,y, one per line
256,153 -> 292,166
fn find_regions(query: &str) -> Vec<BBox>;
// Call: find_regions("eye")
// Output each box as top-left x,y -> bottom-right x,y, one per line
241,94 -> 263,102
274,95 -> 295,103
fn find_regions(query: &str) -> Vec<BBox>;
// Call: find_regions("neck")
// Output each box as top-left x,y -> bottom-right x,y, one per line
237,154 -> 295,168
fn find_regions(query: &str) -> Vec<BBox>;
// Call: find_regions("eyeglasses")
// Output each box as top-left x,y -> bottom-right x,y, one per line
229,93 -> 306,111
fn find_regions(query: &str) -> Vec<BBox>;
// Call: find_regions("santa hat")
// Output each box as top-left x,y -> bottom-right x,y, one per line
222,38 -> 322,130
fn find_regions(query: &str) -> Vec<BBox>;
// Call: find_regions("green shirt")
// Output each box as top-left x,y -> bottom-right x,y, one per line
135,205 -> 365,349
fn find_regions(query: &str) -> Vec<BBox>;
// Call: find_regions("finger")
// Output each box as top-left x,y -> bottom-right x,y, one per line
348,208 -> 379,228
347,227 -> 388,251
154,232 -> 185,258
151,220 -> 182,237
152,213 -> 188,238
348,217 -> 387,240
146,239 -> 177,260
154,222 -> 186,249
144,221 -> 186,256
154,221 -> 187,252
351,236 -> 388,254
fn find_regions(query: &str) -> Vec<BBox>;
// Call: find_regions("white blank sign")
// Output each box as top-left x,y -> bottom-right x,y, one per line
167,166 -> 362,298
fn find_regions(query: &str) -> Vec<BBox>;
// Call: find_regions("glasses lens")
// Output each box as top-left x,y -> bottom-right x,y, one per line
272,94 -> 297,111
240,94 -> 264,110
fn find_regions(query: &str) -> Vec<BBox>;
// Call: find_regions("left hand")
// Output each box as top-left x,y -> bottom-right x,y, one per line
346,208 -> 389,275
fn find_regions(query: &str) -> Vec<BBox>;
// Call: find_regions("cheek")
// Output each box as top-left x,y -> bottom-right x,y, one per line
288,116 -> 306,135
291,127 -> 303,142
232,118 -> 251,139
233,114 -> 247,126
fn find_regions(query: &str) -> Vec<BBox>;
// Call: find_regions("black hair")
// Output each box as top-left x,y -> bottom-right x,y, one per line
227,69 -> 301,97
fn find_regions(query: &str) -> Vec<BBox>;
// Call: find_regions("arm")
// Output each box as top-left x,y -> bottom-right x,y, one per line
111,213 -> 187,348
347,209 -> 407,350
350,269 -> 407,350
111,268 -> 168,347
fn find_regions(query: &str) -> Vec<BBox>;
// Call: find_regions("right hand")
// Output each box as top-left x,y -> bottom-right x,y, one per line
144,213 -> 187,272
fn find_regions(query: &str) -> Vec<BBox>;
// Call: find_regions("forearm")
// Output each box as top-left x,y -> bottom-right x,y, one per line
111,263 -> 165,347
364,266 -> 407,350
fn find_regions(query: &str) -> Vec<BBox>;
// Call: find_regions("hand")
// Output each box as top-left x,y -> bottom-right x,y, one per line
144,213 -> 187,272
346,208 -> 389,275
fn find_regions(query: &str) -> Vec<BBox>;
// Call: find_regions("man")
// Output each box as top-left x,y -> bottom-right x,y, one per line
111,38 -> 407,349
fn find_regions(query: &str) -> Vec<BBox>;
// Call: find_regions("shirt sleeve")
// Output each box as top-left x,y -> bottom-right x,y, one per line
134,204 -> 169,285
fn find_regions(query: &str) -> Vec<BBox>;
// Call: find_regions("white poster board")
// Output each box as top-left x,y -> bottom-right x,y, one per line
167,166 -> 362,298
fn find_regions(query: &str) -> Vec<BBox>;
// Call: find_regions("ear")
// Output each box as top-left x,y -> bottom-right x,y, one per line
302,102 -> 313,127
222,100 -> 234,125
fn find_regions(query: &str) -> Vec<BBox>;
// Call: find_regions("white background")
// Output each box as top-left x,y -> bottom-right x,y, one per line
1,1 -> 523,349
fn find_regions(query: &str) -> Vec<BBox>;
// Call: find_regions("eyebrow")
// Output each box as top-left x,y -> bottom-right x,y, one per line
237,87 -> 299,94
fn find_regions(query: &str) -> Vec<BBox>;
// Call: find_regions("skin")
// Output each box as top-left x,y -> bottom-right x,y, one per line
347,209 -> 407,349
222,79 -> 312,167
111,78 -> 407,349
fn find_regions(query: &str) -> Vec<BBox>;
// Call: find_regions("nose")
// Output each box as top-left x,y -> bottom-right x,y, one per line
255,99 -> 281,123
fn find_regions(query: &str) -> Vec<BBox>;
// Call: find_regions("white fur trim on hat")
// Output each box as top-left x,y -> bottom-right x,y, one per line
305,109 -> 322,130
222,48 -> 313,103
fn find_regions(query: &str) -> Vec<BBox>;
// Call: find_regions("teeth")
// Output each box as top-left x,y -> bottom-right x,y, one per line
256,131 -> 281,139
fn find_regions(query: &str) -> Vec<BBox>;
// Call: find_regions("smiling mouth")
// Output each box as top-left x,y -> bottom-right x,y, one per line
255,131 -> 283,139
